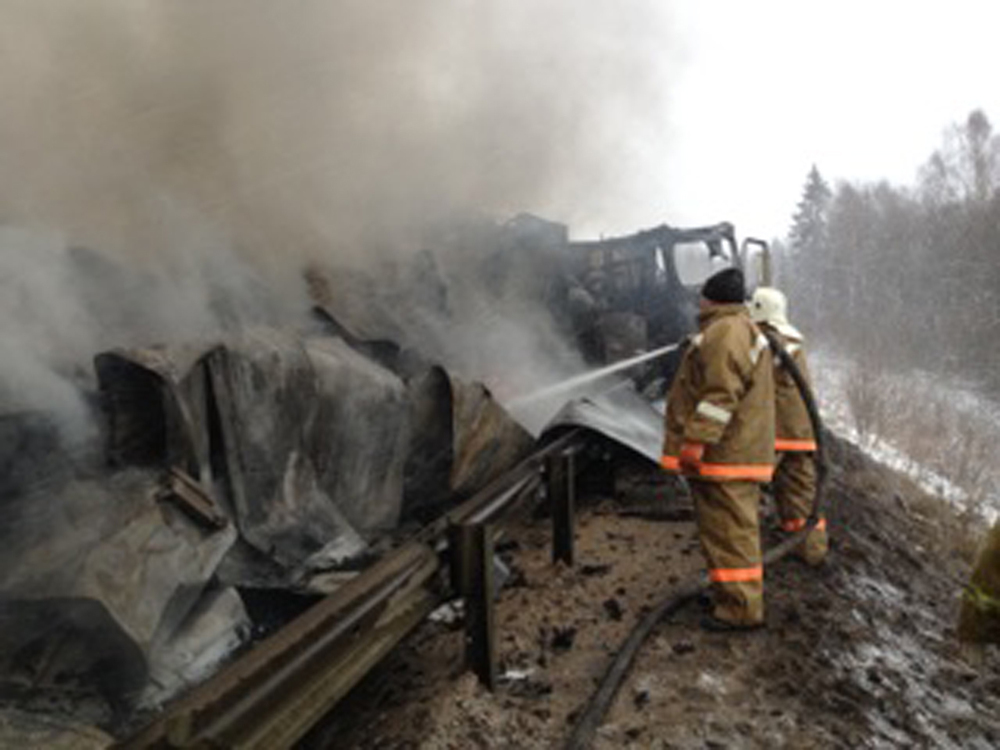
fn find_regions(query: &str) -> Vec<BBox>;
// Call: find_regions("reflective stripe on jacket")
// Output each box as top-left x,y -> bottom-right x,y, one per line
661,304 -> 776,482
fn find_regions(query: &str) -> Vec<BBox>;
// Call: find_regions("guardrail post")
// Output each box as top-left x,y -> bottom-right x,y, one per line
547,450 -> 576,567
449,521 -> 497,690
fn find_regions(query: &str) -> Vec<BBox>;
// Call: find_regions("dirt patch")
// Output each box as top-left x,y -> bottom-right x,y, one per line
308,436 -> 1000,749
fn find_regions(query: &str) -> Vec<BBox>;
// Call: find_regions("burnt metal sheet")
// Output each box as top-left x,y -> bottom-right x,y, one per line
95,345 -> 212,480
541,385 -> 664,465
118,541 -> 440,750
310,305 -> 403,375
95,330 -> 408,574
402,367 -> 454,520
449,375 -> 534,497
304,335 -> 410,533
142,586 -> 251,708
305,266 -> 406,345
402,366 -> 534,521
206,330 -> 404,566
0,469 -> 237,700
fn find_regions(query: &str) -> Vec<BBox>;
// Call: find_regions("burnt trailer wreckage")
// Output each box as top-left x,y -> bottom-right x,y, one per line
0,217 -> 767,748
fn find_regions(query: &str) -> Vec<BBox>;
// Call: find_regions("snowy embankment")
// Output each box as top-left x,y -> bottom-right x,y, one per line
811,350 -> 1000,522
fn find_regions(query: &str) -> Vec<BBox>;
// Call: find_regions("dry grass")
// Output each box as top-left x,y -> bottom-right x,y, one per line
843,363 -> 903,449
842,363 -> 998,559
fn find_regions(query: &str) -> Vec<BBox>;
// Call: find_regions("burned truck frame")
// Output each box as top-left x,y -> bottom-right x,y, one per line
493,215 -> 768,369
566,221 -> 740,362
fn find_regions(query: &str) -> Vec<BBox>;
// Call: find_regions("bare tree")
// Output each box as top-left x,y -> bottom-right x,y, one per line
919,109 -> 1000,206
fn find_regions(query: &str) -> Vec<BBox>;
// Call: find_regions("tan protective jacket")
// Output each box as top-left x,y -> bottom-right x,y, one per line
661,304 -> 775,481
761,323 -> 817,452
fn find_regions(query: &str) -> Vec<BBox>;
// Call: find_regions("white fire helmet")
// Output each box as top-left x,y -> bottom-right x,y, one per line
749,287 -> 802,340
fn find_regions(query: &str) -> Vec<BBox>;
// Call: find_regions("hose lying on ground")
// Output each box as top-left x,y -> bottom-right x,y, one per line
563,331 -> 827,750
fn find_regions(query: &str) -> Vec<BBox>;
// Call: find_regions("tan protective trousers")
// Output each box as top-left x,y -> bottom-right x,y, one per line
774,451 -> 828,565
690,479 -> 765,625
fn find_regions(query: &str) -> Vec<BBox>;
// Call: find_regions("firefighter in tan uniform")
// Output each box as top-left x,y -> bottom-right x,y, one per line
661,268 -> 775,630
750,287 -> 828,566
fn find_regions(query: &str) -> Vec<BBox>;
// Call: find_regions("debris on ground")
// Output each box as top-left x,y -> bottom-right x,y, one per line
314,435 -> 1000,749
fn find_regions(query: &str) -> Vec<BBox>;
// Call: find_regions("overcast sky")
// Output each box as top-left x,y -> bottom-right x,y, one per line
638,1 -> 1000,243
3,2 -> 996,253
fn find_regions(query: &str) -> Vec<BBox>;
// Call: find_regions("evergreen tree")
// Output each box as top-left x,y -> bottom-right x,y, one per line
788,164 -> 832,257
785,165 -> 832,330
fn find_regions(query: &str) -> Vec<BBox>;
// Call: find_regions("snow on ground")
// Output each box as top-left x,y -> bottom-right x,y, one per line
810,349 -> 1000,521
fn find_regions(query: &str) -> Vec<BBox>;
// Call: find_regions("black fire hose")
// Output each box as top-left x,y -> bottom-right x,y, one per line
564,330 -> 828,750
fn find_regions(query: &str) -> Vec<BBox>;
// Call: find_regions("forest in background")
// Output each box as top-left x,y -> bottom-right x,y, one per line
778,109 -> 1000,396
776,111 -> 1000,520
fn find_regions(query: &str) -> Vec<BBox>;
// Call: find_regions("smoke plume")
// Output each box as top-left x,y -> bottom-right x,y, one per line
0,1 -> 677,423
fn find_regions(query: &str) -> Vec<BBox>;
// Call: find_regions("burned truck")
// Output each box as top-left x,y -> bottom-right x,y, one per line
567,221 -> 739,363
489,214 -> 769,376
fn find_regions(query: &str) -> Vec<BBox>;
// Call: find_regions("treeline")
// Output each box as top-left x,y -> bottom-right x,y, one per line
777,109 -> 1000,393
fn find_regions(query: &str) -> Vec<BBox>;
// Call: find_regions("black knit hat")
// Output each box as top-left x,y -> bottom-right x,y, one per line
701,267 -> 746,304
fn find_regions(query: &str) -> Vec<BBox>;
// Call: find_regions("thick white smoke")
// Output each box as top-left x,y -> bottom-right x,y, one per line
0,1 -> 678,425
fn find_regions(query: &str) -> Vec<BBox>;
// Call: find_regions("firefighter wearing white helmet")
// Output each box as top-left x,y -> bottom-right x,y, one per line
749,286 -> 828,566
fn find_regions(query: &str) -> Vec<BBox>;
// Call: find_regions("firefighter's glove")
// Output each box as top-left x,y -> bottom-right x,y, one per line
679,442 -> 705,474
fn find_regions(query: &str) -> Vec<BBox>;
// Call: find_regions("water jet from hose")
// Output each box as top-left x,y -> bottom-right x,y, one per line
506,342 -> 681,410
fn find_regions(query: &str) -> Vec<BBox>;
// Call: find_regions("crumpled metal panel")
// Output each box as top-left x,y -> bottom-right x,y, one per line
401,365 -> 533,519
0,469 -> 236,698
449,375 -> 534,498
142,586 -> 251,708
96,331 -> 406,571
206,330 -> 406,563
541,385 -> 664,465
402,367 -> 454,520
95,344 -> 212,479
405,366 -> 534,521
305,336 -> 410,532
306,266 -> 406,345
95,330 -> 529,565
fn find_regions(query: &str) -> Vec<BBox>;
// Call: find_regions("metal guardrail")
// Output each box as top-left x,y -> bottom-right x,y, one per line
116,430 -> 588,749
